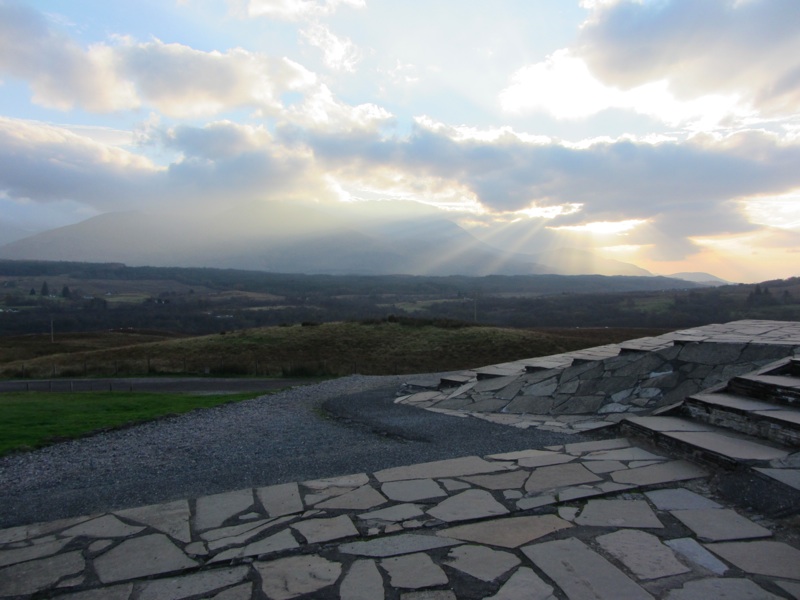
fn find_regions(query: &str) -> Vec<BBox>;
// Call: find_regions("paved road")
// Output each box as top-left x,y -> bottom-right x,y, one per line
0,376 -> 596,528
0,376 -> 311,394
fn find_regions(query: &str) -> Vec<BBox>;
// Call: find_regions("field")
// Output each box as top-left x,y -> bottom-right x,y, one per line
0,322 -> 671,379
0,390 -> 276,456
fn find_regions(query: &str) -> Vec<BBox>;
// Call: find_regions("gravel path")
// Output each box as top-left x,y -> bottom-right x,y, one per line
0,375 -> 596,528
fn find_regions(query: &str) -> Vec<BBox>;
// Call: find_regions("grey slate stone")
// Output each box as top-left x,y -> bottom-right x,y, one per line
382,552 -> 448,588
256,554 -> 341,600
340,559 -> 384,600
596,529 -> 690,580
316,485 -> 388,510
257,482 -> 304,517
523,538 -> 653,600
374,456 -> 511,482
381,479 -> 447,502
94,534 -> 198,583
705,540 -> 800,579
427,489 -> 508,523
484,567 -> 555,600
0,550 -> 84,597
524,463 -> 602,493
444,544 -> 519,582
671,508 -> 772,541
438,515 -> 571,548
665,578 -> 783,600
136,566 -> 248,600
195,489 -> 254,531
664,538 -> 728,575
611,460 -> 707,486
645,488 -> 722,510
575,499 -> 663,528
116,499 -> 191,543
339,533 -> 462,557
291,514 -> 359,543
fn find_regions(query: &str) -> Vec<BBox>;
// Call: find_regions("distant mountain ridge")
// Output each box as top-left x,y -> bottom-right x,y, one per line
668,272 -> 730,286
0,205 -> 654,278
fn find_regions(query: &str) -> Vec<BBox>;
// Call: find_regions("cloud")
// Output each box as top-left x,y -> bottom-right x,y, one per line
576,0 -> 800,118
233,0 -> 365,21
301,23 -> 361,71
0,2 -> 137,111
0,117 -> 159,208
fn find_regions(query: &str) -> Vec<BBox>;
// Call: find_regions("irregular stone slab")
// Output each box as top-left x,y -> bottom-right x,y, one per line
524,463 -> 602,493
563,438 -> 630,454
339,533 -> 462,557
557,486 -> 604,502
517,453 -> 576,468
136,565 -> 248,600
50,583 -> 133,600
516,495 -> 556,511
257,482 -> 304,517
523,538 -> 653,600
671,508 -> 772,541
775,580 -> 800,599
62,514 -> 144,538
317,485 -> 388,510
488,449 -> 558,461
438,515 -> 572,548
210,529 -> 299,562
382,552 -> 448,588
575,499 -> 663,528
95,534 -> 198,583
445,544 -> 520,582
665,578 -> 783,600
116,499 -> 191,543
207,519 -> 292,552
375,456 -> 511,482
705,540 -> 800,579
611,460 -> 707,486
755,467 -> 800,491
664,538 -> 728,575
0,550 -> 84,597
303,473 -> 370,490
485,567 -> 555,600
583,447 -> 665,461
427,489 -> 508,523
459,470 -> 529,490
645,488 -> 721,511
585,460 -> 626,474
0,537 -> 70,568
202,518 -> 272,542
359,503 -> 425,522
382,479 -> 447,502
0,515 -> 94,545
401,592 -> 456,600
340,559 -> 384,600
209,583 -> 252,600
439,478 -> 471,491
256,554 -> 341,600
291,514 -> 358,544
596,529 -> 690,580
195,489 -> 254,531
664,431 -> 789,461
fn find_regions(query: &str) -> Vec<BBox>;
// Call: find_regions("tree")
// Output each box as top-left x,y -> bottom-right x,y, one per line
61,285 -> 71,299
40,281 -> 50,297
29,287 -> 36,296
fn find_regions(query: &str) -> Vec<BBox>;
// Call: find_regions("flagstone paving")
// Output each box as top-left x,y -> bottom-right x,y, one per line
3,320 -> 799,598
2,435 -> 798,599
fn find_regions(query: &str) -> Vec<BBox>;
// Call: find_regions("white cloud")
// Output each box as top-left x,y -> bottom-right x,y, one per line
233,0 -> 365,21
300,23 -> 361,71
499,49 -> 751,129
576,0 -> 800,118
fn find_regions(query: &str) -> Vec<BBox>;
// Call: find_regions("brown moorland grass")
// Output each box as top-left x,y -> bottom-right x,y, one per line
0,322 -> 671,379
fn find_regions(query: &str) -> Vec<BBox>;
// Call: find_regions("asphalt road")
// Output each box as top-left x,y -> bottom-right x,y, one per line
0,376 -> 599,528
0,377 -> 310,394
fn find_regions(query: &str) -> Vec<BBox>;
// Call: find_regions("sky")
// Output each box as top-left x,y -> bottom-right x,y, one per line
0,0 -> 799,282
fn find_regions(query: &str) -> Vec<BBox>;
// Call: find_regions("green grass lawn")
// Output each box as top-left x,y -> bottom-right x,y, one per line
0,391 -> 272,456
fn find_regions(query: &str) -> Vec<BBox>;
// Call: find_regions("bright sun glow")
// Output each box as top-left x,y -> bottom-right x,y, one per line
549,219 -> 648,235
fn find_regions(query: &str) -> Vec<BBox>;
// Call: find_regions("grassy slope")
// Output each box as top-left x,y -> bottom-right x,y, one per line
0,391 -> 273,456
0,322 -> 670,378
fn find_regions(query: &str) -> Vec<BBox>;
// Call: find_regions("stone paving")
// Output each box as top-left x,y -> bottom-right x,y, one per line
2,435 -> 799,599
397,320 -> 800,435
3,320 -> 800,598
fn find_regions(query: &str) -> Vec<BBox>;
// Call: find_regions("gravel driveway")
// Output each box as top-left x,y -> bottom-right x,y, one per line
0,375 -> 596,528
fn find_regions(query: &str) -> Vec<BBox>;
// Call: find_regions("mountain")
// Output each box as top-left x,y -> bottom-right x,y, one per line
668,272 -> 730,286
0,221 -> 38,246
0,204 -> 649,277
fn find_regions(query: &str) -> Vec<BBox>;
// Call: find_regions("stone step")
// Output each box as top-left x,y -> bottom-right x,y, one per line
620,415 -> 791,469
685,392 -> 800,448
727,372 -> 800,407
